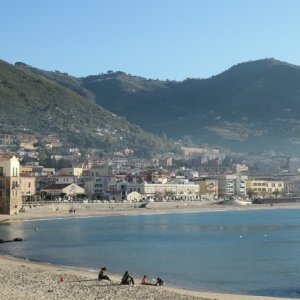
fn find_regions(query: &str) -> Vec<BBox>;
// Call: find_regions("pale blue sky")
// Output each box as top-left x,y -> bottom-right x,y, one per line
1,0 -> 300,80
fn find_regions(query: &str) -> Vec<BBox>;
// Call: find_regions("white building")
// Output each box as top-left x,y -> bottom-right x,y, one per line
211,174 -> 248,198
127,180 -> 199,200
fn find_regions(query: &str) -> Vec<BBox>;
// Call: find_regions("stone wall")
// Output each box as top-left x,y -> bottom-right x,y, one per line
21,200 -> 213,213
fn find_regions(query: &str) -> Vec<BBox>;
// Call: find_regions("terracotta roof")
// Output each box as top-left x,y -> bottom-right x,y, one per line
42,183 -> 72,190
20,173 -> 36,178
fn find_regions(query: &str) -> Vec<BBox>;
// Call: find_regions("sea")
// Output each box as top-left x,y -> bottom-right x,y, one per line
1,208 -> 300,298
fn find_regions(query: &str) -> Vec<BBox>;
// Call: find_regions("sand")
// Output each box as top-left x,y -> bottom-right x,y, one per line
0,202 -> 299,300
1,201 -> 299,223
0,255 -> 295,300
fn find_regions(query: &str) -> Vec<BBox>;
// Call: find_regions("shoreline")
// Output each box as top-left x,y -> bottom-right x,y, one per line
0,254 -> 296,300
1,203 -> 300,299
1,201 -> 300,223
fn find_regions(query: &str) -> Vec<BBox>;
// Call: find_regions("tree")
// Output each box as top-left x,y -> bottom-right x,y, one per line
272,190 -> 281,198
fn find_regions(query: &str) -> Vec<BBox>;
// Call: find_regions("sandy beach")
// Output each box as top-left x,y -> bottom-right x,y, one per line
0,255 -> 296,300
0,200 -> 298,223
0,202 -> 299,300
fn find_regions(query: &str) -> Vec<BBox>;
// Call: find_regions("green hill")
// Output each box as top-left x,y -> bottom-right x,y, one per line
81,59 -> 300,154
9,58 -> 300,155
0,60 -> 177,156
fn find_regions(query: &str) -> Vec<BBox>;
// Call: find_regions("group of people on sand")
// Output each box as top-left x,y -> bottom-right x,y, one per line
98,267 -> 164,286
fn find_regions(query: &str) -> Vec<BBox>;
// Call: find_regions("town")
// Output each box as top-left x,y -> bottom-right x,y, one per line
0,132 -> 299,215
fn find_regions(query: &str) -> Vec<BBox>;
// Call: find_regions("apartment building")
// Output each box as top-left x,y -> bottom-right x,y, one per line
210,174 -> 247,198
79,170 -> 127,200
246,178 -> 284,196
0,154 -> 22,214
20,173 -> 36,202
127,179 -> 199,199
198,177 -> 219,199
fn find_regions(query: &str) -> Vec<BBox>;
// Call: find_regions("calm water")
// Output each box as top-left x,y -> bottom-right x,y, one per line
1,209 -> 300,298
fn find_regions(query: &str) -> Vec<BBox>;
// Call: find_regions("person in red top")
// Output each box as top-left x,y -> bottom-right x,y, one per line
141,275 -> 147,284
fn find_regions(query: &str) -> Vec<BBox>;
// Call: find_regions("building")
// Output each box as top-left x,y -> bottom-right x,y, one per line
198,177 -> 219,199
41,183 -> 85,199
20,173 -> 36,202
181,147 -> 205,156
0,154 -> 22,214
211,174 -> 247,198
79,171 -> 127,200
58,167 -> 84,176
232,164 -> 249,173
246,178 -> 284,196
127,180 -> 199,200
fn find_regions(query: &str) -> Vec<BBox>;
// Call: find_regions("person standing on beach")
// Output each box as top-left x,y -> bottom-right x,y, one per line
98,267 -> 111,281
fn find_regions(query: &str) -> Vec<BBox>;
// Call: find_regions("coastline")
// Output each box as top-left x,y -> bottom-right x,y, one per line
1,201 -> 300,223
0,254 -> 296,300
1,202 -> 300,299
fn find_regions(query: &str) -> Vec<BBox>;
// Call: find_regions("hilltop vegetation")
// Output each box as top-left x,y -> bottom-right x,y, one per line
4,58 -> 300,155
80,59 -> 300,154
0,60 -> 178,156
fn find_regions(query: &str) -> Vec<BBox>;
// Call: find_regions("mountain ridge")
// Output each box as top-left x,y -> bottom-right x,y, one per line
0,60 -> 178,156
7,58 -> 300,155
79,58 -> 300,154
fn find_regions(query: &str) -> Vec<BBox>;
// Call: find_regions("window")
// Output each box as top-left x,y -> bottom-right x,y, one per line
28,183 -> 31,188
0,167 -> 3,176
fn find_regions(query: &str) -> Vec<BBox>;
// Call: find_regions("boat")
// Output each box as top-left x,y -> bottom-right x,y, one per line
225,197 -> 252,206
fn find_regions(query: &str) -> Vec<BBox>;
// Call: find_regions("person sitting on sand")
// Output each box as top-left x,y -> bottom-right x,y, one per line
141,275 -> 155,285
121,271 -> 135,285
98,267 -> 111,281
141,275 -> 147,284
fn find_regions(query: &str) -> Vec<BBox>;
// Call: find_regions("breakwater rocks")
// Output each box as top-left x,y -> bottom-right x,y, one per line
0,238 -> 22,243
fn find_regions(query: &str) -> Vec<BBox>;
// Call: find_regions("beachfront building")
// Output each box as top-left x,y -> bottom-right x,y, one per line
79,170 -> 128,200
20,173 -> 36,202
41,183 -> 85,200
246,178 -> 284,197
0,154 -> 22,214
127,179 -> 199,200
197,177 -> 219,200
209,174 -> 247,198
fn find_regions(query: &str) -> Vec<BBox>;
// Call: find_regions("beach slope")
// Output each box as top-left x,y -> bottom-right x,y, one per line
0,255 -> 295,300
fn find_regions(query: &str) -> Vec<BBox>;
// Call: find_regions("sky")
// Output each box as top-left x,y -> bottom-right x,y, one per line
1,0 -> 300,80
